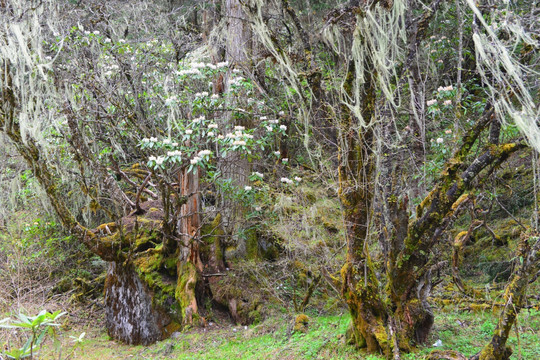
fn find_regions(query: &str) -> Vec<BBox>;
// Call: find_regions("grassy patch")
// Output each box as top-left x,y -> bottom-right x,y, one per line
29,307 -> 540,360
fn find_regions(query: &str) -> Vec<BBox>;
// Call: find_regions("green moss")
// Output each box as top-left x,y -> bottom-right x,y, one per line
200,214 -> 224,263
245,228 -> 259,260
127,221 -> 180,321
248,309 -> 262,325
162,256 -> 178,273
176,261 -> 199,322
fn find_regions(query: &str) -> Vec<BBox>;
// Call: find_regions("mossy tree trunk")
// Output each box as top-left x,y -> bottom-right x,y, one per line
427,233 -> 540,360
342,110 -> 526,355
334,10 -> 527,351
1,64 -> 200,343
338,57 -> 391,354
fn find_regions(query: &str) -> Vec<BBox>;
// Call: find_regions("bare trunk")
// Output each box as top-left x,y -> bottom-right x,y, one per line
220,0 -> 252,236
176,167 -> 203,324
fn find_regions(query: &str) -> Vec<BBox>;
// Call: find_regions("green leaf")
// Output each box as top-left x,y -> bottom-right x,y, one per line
17,313 -> 31,325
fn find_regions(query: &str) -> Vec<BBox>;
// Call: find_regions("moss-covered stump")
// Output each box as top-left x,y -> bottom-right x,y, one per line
293,314 -> 310,333
98,201 -> 183,344
104,262 -> 177,345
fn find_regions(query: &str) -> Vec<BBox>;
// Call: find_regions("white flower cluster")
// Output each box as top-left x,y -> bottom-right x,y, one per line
167,150 -> 182,157
280,177 -> 294,184
191,62 -> 206,69
102,63 -> 120,77
280,176 -> 301,184
177,69 -> 202,76
208,123 -> 218,129
228,76 -> 244,87
149,156 -> 165,165
437,85 -> 454,92
185,129 -> 193,135
190,156 -> 201,165
198,150 -> 212,157
268,120 -> 279,124
427,99 -> 437,106
189,61 -> 228,70
244,186 -> 252,191
142,137 -> 158,143
252,172 -> 264,179
225,126 -> 253,146
193,116 -> 205,124
195,92 -> 209,97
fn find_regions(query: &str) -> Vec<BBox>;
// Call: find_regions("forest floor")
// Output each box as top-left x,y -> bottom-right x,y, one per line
28,305 -> 540,360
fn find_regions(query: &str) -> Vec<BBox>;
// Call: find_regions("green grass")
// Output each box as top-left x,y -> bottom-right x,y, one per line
28,308 -> 540,360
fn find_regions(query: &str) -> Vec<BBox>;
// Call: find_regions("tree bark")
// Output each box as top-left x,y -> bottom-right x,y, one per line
176,167 -> 203,324
104,262 -> 172,345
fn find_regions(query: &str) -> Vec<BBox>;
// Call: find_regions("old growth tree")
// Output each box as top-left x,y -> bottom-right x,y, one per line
1,0 -> 540,358
1,0 -> 272,344
239,0 -> 540,358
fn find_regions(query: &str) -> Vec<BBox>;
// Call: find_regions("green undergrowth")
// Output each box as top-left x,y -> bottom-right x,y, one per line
427,307 -> 540,359
34,308 -> 540,360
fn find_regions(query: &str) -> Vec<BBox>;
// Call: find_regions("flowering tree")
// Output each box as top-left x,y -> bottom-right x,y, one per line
0,0 -> 292,344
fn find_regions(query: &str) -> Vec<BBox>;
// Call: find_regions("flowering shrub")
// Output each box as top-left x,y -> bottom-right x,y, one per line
133,57 -> 296,216
44,22 -> 302,226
